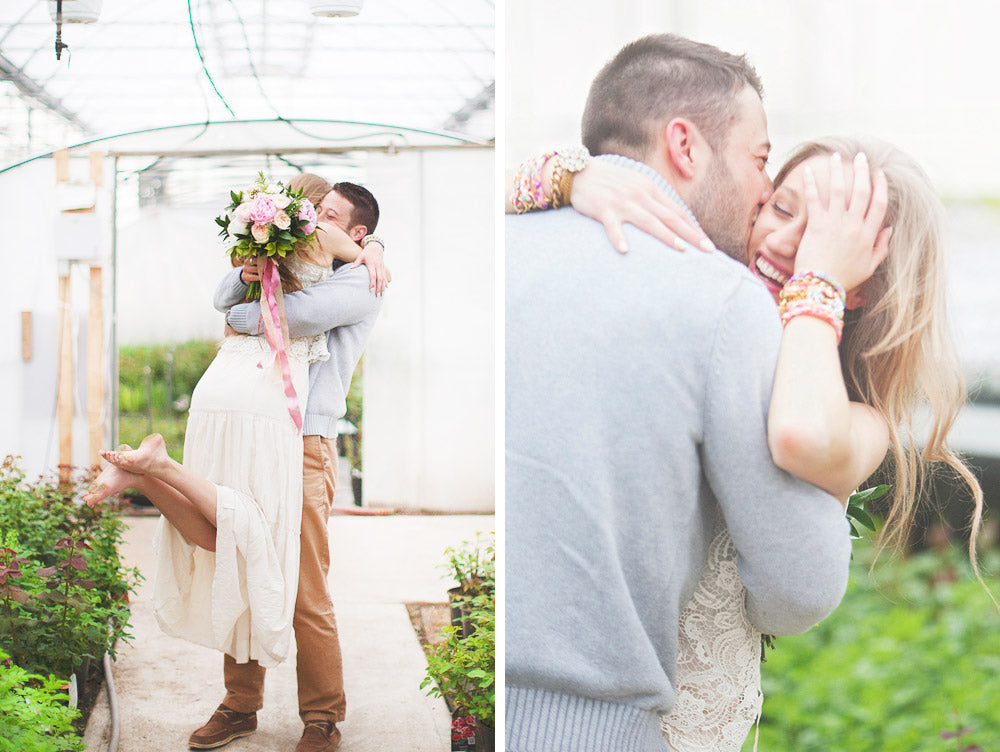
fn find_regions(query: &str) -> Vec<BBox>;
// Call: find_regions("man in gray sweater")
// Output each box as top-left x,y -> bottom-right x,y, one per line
192,182 -> 383,752
506,35 -> 852,752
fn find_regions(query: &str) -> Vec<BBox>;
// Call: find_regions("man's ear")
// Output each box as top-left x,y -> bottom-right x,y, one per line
348,224 -> 367,243
662,118 -> 708,181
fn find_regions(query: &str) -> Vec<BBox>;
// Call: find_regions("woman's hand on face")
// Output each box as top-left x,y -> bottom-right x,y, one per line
570,160 -> 716,254
795,152 -> 892,292
351,240 -> 391,296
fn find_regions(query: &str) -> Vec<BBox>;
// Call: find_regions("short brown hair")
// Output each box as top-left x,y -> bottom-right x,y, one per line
332,181 -> 379,234
581,34 -> 763,159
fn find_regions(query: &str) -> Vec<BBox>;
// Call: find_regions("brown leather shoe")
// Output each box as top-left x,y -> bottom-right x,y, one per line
295,720 -> 341,752
188,704 -> 258,749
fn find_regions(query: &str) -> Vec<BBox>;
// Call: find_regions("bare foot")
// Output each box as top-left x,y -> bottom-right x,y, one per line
83,460 -> 141,507
101,433 -> 171,476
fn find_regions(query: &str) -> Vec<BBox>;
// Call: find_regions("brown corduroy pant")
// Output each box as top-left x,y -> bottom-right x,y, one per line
221,435 -> 347,723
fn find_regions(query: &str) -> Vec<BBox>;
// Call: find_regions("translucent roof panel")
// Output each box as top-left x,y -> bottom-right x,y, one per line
0,0 -> 494,164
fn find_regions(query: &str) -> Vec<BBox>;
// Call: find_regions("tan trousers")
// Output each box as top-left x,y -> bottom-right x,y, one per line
222,434 -> 347,723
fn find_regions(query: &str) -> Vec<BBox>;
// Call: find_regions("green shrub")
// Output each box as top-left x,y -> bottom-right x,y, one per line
0,459 -> 140,679
745,539 -> 1000,751
0,650 -> 84,752
118,340 -> 218,415
422,591 -> 495,728
423,535 -> 495,728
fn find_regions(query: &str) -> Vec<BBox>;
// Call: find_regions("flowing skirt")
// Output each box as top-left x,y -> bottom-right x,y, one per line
151,335 -> 309,667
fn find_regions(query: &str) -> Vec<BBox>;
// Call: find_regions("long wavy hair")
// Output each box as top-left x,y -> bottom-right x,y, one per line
773,136 -> 984,573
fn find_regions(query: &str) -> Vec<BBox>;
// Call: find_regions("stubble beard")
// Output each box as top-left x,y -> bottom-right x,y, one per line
687,158 -> 752,263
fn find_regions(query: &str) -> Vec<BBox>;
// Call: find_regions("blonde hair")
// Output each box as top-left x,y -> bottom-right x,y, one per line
774,137 -> 984,573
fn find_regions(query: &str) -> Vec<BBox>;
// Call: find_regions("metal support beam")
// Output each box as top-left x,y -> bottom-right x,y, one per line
0,51 -> 92,134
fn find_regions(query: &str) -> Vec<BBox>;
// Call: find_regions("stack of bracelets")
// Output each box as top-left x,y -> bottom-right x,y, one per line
510,147 -> 591,213
777,271 -> 847,344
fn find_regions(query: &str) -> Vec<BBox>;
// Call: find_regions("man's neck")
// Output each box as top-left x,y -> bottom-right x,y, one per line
594,154 -> 703,233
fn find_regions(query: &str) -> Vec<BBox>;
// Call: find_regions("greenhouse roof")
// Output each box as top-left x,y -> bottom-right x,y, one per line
0,0 -> 494,166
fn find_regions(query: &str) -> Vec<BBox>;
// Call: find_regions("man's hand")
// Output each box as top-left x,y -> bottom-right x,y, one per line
240,259 -> 261,285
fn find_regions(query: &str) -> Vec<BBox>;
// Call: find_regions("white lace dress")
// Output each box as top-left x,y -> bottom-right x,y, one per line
151,259 -> 330,668
661,524 -> 763,752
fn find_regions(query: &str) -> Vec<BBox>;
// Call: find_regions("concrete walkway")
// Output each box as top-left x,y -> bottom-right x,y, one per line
84,512 -> 495,752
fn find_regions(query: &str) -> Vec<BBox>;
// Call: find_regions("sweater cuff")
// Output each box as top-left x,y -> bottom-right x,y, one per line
505,687 -> 667,752
226,303 -> 263,335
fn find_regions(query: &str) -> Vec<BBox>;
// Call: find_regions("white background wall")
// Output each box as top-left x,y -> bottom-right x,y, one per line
363,148 -> 495,512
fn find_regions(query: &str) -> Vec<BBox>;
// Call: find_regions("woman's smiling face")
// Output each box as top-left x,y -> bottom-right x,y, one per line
746,154 -> 858,302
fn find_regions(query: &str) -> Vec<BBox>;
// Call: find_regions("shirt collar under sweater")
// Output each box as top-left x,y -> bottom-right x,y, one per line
594,153 -> 705,237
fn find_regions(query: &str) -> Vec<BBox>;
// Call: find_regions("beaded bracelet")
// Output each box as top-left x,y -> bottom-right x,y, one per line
361,234 -> 384,250
778,271 -> 847,344
510,151 -> 556,213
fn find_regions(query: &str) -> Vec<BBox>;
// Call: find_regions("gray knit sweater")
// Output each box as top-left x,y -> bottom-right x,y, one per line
505,156 -> 852,752
214,263 -> 382,438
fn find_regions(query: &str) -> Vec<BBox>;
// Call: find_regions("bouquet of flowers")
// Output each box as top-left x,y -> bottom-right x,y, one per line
214,172 -> 319,299
214,173 -> 319,433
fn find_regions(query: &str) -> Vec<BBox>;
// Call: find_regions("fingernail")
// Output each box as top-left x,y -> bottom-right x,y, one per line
856,152 -> 868,165
672,236 -> 687,252
700,238 -> 717,252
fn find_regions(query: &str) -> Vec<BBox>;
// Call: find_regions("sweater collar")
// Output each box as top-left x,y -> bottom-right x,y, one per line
594,154 -> 704,233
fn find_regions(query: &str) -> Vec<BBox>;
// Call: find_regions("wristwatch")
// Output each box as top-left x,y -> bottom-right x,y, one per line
550,146 -> 592,209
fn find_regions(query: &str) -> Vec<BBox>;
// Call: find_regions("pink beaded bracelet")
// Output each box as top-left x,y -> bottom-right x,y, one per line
778,271 -> 847,344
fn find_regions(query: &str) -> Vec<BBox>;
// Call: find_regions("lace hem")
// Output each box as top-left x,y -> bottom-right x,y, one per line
661,528 -> 762,752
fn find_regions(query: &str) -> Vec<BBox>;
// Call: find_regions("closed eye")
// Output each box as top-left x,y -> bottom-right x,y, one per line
771,200 -> 792,218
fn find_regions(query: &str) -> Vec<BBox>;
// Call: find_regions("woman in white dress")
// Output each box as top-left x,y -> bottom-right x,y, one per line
509,137 -> 985,750
84,173 -> 383,668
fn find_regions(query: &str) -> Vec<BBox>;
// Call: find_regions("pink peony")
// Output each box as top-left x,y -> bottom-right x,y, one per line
274,210 -> 291,230
251,223 -> 270,243
298,199 -> 317,236
249,195 -> 278,224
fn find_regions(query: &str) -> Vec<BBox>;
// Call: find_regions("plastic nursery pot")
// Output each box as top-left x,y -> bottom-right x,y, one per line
447,587 -> 475,639
475,719 -> 495,752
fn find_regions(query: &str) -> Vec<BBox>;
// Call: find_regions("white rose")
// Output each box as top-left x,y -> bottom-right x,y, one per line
227,219 -> 248,236
274,210 -> 291,230
272,193 -> 292,210
265,183 -> 283,194
233,202 -> 254,223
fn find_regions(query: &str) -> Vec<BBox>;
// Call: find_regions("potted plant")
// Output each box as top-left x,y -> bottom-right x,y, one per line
421,590 -> 495,751
443,534 -> 494,638
0,458 -> 140,735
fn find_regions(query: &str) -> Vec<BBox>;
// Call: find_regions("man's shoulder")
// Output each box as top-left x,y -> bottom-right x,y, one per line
507,208 -> 769,305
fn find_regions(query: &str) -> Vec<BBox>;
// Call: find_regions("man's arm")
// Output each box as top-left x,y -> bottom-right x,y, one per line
225,266 -> 380,338
702,277 -> 852,636
213,267 -> 249,312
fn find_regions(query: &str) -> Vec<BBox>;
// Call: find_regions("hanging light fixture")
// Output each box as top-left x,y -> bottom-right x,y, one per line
49,0 -> 101,60
47,0 -> 102,24
308,0 -> 363,18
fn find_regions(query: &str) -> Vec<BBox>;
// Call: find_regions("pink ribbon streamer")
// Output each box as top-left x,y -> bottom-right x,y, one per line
258,257 -> 303,433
